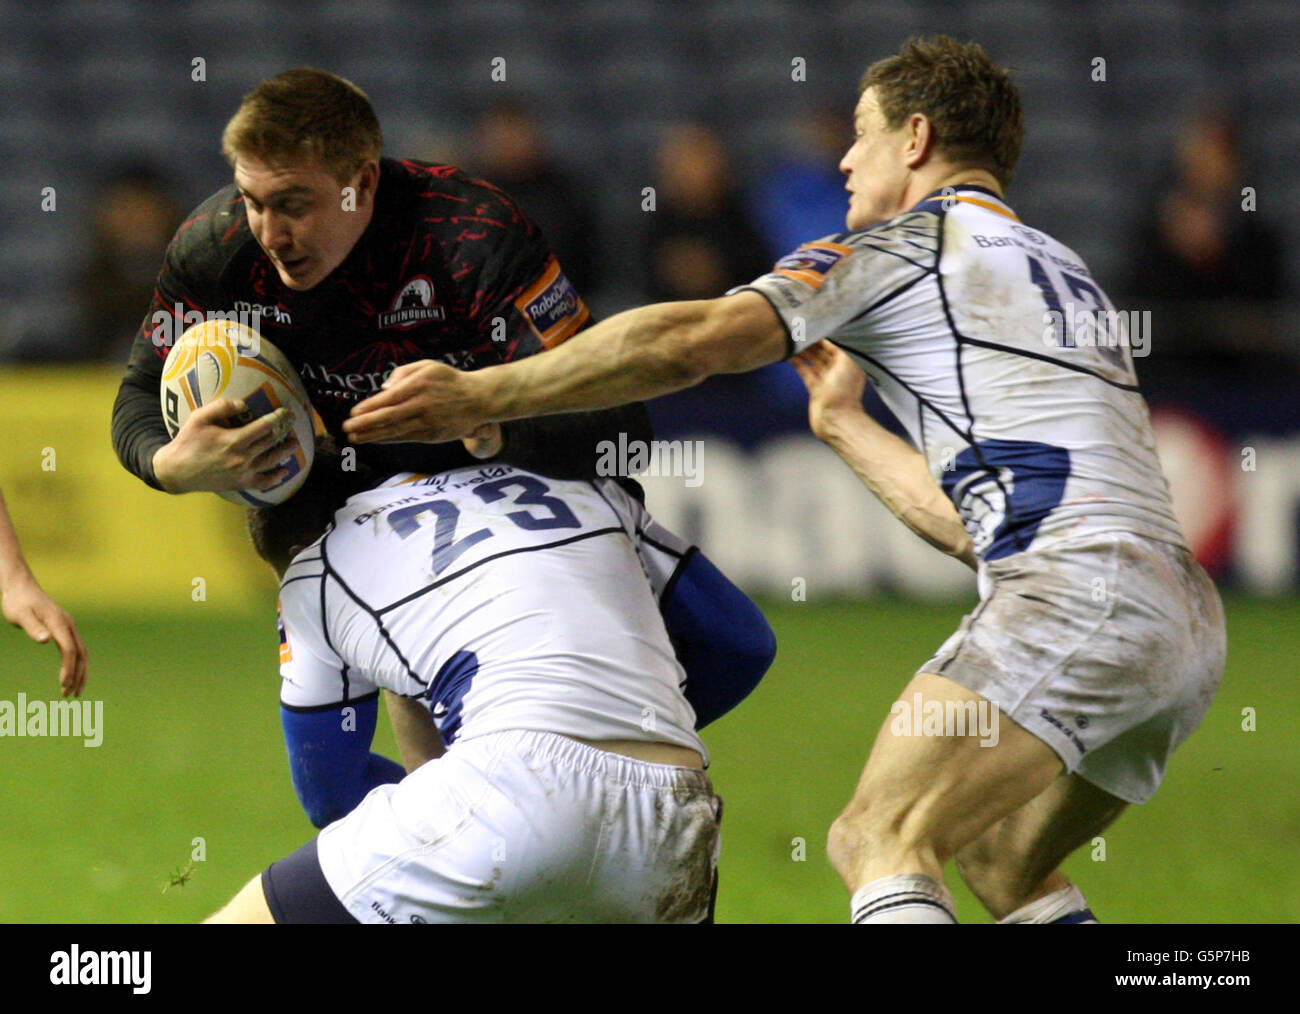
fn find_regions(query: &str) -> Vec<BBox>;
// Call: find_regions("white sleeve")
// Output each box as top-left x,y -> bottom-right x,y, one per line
731,215 -> 941,353
591,478 -> 694,603
277,573 -> 377,708
631,504 -> 694,604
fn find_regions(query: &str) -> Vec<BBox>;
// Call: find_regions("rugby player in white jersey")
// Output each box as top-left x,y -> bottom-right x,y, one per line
206,444 -> 773,923
342,36 -> 1226,924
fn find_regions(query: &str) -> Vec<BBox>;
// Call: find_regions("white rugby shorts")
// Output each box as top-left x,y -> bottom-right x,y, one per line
921,532 -> 1226,803
313,729 -> 721,923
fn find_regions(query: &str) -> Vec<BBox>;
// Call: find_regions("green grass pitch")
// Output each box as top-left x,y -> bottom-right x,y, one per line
0,594 -> 1295,923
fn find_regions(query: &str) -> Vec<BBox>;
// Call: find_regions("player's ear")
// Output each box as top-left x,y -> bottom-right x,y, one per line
354,159 -> 381,203
905,112 -> 933,168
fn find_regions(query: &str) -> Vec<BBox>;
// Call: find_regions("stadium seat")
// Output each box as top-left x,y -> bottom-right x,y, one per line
305,0 -> 412,55
436,0 -> 564,58
71,51 -> 173,104
556,0 -> 666,51
49,0 -> 150,45
1241,58 -> 1300,120
831,0 -> 963,50
734,119 -> 811,178
180,0 -> 292,44
1014,109 -> 1116,183
590,53 -> 700,121
684,0 -> 815,60
1090,0 -> 1200,60
1217,0 -> 1300,66
965,0 -> 1069,51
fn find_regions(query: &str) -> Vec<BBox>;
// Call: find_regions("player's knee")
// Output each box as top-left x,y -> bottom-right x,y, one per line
827,795 -> 946,882
826,809 -> 867,880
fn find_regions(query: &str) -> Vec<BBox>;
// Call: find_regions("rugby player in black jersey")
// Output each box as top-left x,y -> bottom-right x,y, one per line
112,67 -> 649,498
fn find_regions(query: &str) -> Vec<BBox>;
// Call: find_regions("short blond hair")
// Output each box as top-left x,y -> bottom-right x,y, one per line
221,67 -> 382,183
860,36 -> 1024,188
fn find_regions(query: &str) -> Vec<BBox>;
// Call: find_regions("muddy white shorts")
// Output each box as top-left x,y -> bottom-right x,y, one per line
310,728 -> 721,923
920,532 -> 1226,804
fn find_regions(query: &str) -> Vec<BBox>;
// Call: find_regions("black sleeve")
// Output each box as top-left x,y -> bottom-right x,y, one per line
111,336 -> 170,490
110,196 -> 224,492
110,247 -> 207,491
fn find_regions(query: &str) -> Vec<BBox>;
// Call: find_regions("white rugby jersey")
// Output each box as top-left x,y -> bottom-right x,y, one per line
737,184 -> 1187,561
277,465 -> 705,760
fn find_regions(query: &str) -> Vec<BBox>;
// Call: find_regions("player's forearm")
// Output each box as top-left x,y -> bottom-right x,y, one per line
819,411 -> 977,569
0,491 -> 36,590
111,364 -> 170,491
282,698 -> 406,827
475,299 -> 768,423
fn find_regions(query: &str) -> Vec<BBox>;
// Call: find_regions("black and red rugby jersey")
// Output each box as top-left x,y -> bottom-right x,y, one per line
112,157 -> 638,488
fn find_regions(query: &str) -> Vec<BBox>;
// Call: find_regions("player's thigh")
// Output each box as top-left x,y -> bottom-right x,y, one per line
841,671 -> 1064,856
932,533 -> 1225,805
204,873 -> 274,924
956,772 -> 1126,913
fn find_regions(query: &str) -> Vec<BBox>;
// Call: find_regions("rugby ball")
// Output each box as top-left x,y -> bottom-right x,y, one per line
160,320 -> 317,507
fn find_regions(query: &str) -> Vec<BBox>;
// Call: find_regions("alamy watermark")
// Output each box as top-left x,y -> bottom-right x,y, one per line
0,693 -> 103,747
1043,301 -> 1151,358
149,304 -> 284,352
889,692 -> 999,747
596,433 -> 704,487
50,946 -> 150,993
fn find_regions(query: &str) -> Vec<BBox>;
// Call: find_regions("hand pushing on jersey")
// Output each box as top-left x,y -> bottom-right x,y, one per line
790,340 -> 871,440
792,340 -> 977,570
152,398 -> 299,494
344,360 -> 486,445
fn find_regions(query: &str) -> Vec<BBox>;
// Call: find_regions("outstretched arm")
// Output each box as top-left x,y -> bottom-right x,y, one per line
344,291 -> 789,445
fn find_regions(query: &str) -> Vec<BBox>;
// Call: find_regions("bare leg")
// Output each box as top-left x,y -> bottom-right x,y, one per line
956,771 -> 1126,920
827,672 -> 1064,918
204,873 -> 275,924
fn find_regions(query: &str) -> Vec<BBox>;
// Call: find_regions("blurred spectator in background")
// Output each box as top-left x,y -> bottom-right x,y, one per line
468,97 -> 598,295
642,121 -> 807,435
751,104 -> 853,259
75,166 -> 184,362
645,121 -> 772,302
1120,106 -> 1293,390
1125,107 -> 1283,303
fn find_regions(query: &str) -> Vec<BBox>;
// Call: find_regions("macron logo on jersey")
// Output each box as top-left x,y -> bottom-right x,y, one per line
514,257 -> 589,348
772,241 -> 854,289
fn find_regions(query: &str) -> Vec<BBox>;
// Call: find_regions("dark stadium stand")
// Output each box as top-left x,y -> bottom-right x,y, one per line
1,0 -> 1296,358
